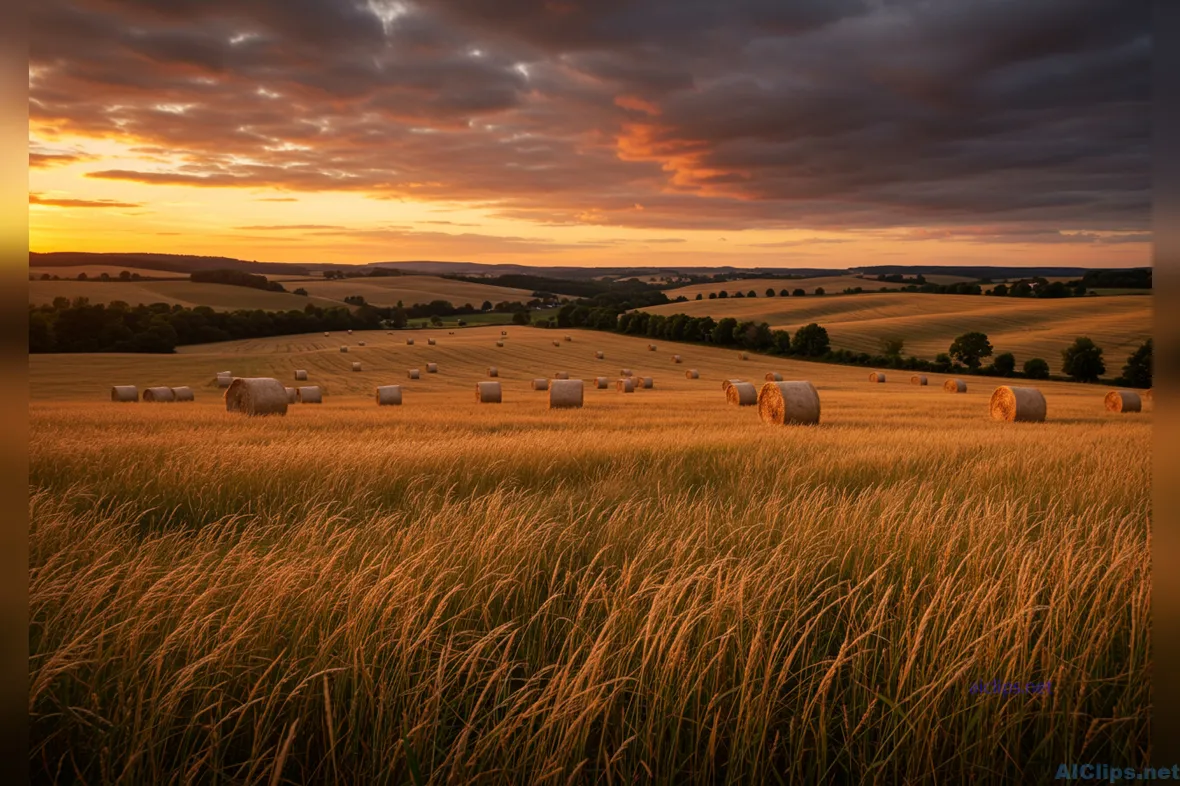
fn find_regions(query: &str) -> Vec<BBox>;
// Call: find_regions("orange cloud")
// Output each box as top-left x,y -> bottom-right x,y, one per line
614,95 -> 661,116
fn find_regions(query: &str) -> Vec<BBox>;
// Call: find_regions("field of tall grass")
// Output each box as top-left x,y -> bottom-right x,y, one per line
28,328 -> 1151,783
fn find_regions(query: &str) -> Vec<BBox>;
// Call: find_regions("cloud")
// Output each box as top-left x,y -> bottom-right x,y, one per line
29,0 -> 1150,242
233,223 -> 348,230
29,192 -> 142,208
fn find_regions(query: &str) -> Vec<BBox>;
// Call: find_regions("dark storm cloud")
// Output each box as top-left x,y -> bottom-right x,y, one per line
29,0 -> 1151,238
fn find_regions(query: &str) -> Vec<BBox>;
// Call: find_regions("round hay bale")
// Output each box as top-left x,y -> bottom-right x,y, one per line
501,330 -> 508,336
285,387 -> 297,404
739,352 -> 749,361
340,346 -> 349,353
347,329 -> 353,335
225,377 -> 288,417
989,386 -> 1046,422
944,379 -> 967,393
620,369 -> 633,377
532,378 -> 549,391
324,332 -> 330,337
406,338 -> 415,345
1105,390 -> 1142,413
358,341 -> 366,347
758,381 -> 820,425
552,340 -> 561,347
549,379 -> 584,408
351,362 -> 362,372
726,382 -> 757,406
595,351 -> 604,360
617,378 -> 635,393
911,375 -> 928,386
686,369 -> 699,379
296,385 -> 322,403
408,369 -> 420,379
564,335 -> 573,342
110,385 -> 138,402
171,386 -> 195,402
869,372 -> 886,383
426,363 -> 438,373
638,377 -> 653,389
295,369 -> 308,381
143,386 -> 176,403
216,372 -> 232,388
721,379 -> 743,392
428,338 -> 436,345
496,341 -> 505,347
648,344 -> 657,351
376,385 -> 403,406
476,381 -> 502,403
554,371 -> 570,380
487,366 -> 499,377
672,355 -> 682,363
595,376 -> 609,389
765,372 -> 783,382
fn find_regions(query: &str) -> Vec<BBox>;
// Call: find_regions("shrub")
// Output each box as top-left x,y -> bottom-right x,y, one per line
1023,358 -> 1050,379
1061,337 -> 1105,382
992,352 -> 1016,376
791,323 -> 830,357
1120,339 -> 1152,388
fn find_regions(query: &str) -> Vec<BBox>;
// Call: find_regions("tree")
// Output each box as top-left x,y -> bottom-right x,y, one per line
713,317 -> 738,345
747,290 -> 757,298
791,323 -> 830,357
880,337 -> 905,359
481,300 -> 493,311
990,283 -> 1009,296
780,288 -> 789,296
992,352 -> 1016,376
792,288 -> 805,297
772,329 -> 792,354
430,314 -> 442,326
766,288 -> 776,297
1061,337 -> 1105,382
1120,339 -> 1152,388
696,293 -> 703,300
717,290 -> 728,299
949,331 -> 993,368
708,292 -> 717,299
815,287 -> 825,295
119,270 -> 132,281
77,272 -> 88,280
293,288 -> 308,296
511,309 -> 530,325
1024,358 -> 1050,379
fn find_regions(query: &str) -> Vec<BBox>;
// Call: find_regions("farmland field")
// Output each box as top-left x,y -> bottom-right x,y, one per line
29,326 -> 1150,783
662,273 -> 976,299
262,274 -> 555,307
641,291 -> 1152,374
29,264 -> 188,279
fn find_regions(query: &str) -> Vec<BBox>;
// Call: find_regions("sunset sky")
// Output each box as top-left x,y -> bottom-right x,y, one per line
29,0 -> 1151,268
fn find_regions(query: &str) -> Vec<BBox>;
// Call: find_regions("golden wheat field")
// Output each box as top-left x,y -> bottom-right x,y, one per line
642,292 -> 1152,374
29,326 -> 1150,783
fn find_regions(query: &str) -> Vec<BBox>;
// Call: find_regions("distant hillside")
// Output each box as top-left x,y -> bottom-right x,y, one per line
31,252 -> 313,276
848,265 -> 1139,279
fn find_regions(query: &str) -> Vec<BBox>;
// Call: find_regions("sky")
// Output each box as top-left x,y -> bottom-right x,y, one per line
29,0 -> 1151,269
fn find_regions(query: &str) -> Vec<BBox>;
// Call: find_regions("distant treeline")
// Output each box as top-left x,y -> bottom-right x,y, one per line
442,273 -> 671,302
190,269 -> 287,292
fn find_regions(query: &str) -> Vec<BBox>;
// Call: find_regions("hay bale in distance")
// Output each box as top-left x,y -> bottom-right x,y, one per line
496,341 -> 505,347
564,335 -> 573,342
686,369 -> 700,379
351,362 -> 362,372
428,338 -> 436,346
295,369 -> 308,381
648,344 -> 657,351
143,386 -> 176,403
1105,390 -> 1142,413
617,378 -> 635,393
869,372 -> 886,383
638,377 -> 653,389
296,385 -> 322,403
532,378 -> 549,391
110,385 -> 138,402
358,341 -> 366,347
554,371 -> 570,380
944,379 -> 967,393
324,332 -> 330,337
721,379 -> 743,392
672,355 -> 682,363
284,387 -> 297,404
620,369 -> 633,377
225,377 -> 288,416
911,375 -> 928,386
426,363 -> 438,374
216,372 -> 232,388
990,386 -> 1047,422
408,369 -> 420,379
347,329 -> 353,335
595,351 -> 604,360
340,346 -> 349,353
758,381 -> 820,425
739,352 -> 749,361
765,372 -> 783,382
376,385 -> 403,406
476,381 -> 502,403
549,379 -> 584,408
406,338 -> 415,345
171,386 -> 195,402
501,330 -> 508,336
487,367 -> 499,377
726,382 -> 757,406
595,376 -> 609,389
552,340 -> 561,347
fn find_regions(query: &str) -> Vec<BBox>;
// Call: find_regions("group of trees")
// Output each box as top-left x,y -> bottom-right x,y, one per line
697,287 -> 825,301
320,268 -> 402,279
35,270 -> 147,282
190,269 -> 286,292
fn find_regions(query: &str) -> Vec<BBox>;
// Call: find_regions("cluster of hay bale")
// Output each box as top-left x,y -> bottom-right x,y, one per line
408,369 -> 420,379
143,386 -> 176,403
549,379 -> 583,408
686,369 -> 699,379
532,378 -> 549,391
376,385 -> 403,406
295,369 -> 308,381
765,372 -> 783,382
990,386 -> 1046,422
944,379 -> 967,393
225,377 -> 288,417
476,381 -> 502,403
488,367 -> 499,377
554,371 -> 570,380
1105,390 -> 1142,413
351,362 -> 362,372
869,372 -> 886,383
726,381 -> 757,406
217,371 -> 232,387
426,363 -> 438,374
911,375 -> 927,386
617,378 -> 635,393
595,376 -> 609,389
296,386 -> 322,403
758,381 -> 820,425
